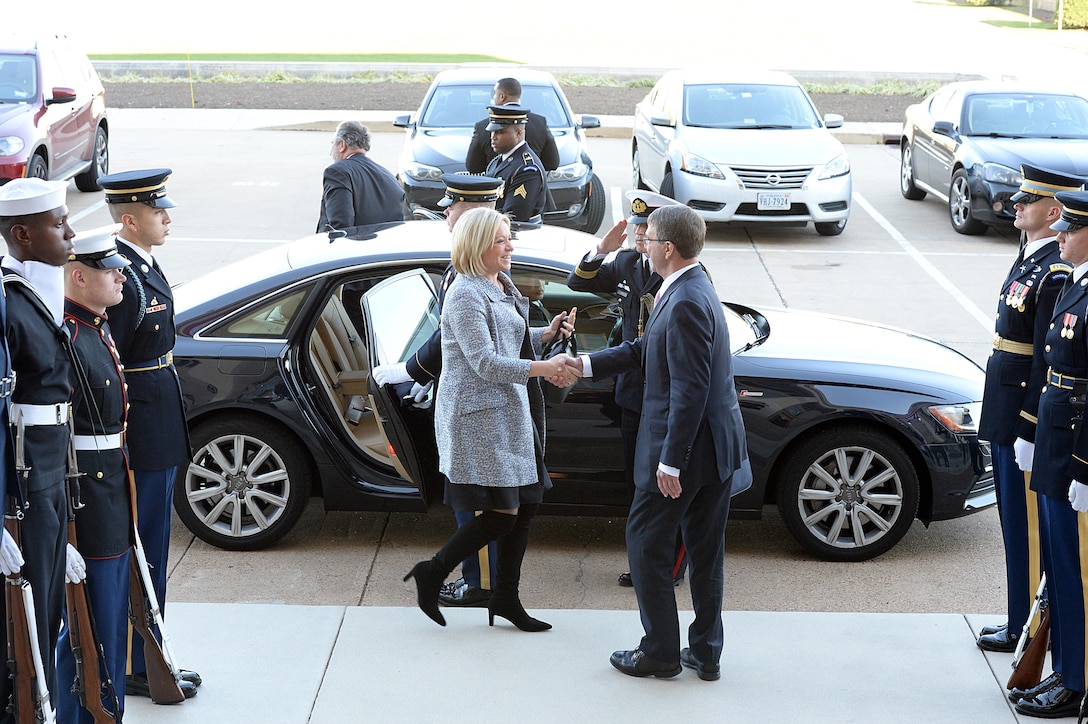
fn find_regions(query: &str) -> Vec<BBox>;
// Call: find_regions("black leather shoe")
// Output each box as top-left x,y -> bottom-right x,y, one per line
680,647 -> 720,681
179,669 -> 202,687
1015,684 -> 1085,718
977,625 -> 1021,652
438,577 -> 491,607
1009,671 -> 1062,704
980,621 -> 1007,637
125,674 -> 198,701
618,572 -> 633,587
609,648 -> 682,679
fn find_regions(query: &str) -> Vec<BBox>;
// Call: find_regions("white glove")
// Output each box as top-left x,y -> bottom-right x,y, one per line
410,381 -> 433,409
372,362 -> 411,386
0,529 -> 23,576
1013,438 -> 1035,472
65,543 -> 86,584
1071,481 -> 1088,513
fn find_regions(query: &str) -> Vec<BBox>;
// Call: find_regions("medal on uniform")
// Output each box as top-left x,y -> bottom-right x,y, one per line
1006,282 -> 1027,311
1062,313 -> 1078,339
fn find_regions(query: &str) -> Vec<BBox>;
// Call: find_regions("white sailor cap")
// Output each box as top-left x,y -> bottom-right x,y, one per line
0,178 -> 68,217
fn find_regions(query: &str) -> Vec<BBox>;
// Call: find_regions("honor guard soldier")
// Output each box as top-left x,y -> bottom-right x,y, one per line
57,225 -> 140,720
483,105 -> 548,225
567,191 -> 688,588
1011,189 -> 1088,719
977,165 -> 1084,654
97,169 -> 201,697
0,177 -> 79,707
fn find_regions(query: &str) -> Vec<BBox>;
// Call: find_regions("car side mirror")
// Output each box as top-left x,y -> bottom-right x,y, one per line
933,120 -> 955,137
393,114 -> 414,129
823,113 -> 844,129
46,87 -> 77,106
579,115 -> 601,130
649,113 -> 674,128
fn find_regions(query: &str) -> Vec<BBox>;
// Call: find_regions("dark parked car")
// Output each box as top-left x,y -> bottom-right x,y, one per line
0,34 -> 108,189
392,68 -> 606,234
172,222 -> 993,561
900,80 -> 1088,235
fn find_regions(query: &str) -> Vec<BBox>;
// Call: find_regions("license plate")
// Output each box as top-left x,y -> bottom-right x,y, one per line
757,192 -> 790,210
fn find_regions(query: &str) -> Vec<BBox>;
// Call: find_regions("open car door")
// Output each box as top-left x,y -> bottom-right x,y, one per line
360,269 -> 440,489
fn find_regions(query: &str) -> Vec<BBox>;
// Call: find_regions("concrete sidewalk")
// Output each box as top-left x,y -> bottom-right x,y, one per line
122,604 -> 1046,723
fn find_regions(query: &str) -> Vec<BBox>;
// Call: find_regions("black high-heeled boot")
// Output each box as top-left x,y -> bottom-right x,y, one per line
488,506 -> 551,632
405,511 -> 515,627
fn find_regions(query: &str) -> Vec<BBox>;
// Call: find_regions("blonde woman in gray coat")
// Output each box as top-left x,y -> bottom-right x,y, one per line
404,207 -> 575,632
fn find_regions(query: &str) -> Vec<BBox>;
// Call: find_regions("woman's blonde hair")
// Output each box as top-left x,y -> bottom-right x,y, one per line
450,207 -> 509,277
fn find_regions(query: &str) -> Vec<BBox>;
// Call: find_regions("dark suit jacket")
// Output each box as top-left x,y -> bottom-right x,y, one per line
316,152 -> 405,232
466,112 -> 559,174
590,265 -> 750,495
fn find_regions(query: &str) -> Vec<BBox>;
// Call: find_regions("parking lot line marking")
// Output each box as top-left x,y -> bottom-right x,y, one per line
70,200 -> 105,224
167,237 -> 295,245
853,191 -> 992,332
611,185 -> 625,225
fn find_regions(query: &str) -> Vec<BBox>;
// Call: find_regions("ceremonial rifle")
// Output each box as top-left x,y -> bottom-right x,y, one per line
1008,573 -> 1050,691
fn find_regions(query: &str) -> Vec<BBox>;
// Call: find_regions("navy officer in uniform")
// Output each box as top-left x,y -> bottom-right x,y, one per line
1011,189 -> 1088,719
483,105 -> 548,225
97,169 -> 201,697
0,177 -> 79,708
977,165 -> 1084,653
57,224 -> 140,720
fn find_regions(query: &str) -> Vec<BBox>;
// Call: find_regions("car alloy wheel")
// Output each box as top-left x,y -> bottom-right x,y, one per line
948,168 -> 987,235
75,125 -> 108,192
899,143 -> 926,201
632,145 -> 649,191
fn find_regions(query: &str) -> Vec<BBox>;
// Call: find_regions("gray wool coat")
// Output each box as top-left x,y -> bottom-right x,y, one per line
435,272 -> 548,488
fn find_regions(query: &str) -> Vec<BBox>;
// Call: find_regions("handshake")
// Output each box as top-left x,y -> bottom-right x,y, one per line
543,354 -> 584,389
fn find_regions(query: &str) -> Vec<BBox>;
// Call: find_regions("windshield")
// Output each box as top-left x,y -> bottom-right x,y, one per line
420,83 -> 571,129
0,54 -> 37,103
683,83 -> 821,130
963,93 -> 1088,138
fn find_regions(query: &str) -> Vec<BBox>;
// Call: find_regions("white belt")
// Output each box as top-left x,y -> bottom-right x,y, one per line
73,433 -> 123,451
10,403 -> 69,426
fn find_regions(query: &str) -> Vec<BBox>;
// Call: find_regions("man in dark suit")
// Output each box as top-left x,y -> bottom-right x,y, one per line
316,121 -> 405,232
484,105 -> 548,225
559,204 -> 750,681
466,77 -> 559,174
99,169 -> 200,699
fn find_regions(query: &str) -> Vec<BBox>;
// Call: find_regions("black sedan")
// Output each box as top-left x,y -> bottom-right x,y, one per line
899,80 -> 1088,235
171,221 -> 993,561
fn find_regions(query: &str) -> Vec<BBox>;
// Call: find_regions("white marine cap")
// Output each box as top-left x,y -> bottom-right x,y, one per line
0,177 -> 68,217
71,224 -> 129,269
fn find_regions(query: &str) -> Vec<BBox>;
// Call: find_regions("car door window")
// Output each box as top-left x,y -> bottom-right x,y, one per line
509,268 -> 616,353
364,270 -> 440,366
204,287 -> 308,339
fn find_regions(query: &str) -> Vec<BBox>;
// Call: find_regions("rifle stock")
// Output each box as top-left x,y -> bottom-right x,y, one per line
127,555 -> 183,704
1007,606 -> 1051,691
4,517 -> 54,724
64,521 -> 116,724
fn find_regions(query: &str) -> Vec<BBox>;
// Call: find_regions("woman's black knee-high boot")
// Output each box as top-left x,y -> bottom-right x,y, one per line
489,505 -> 551,632
404,511 -> 516,626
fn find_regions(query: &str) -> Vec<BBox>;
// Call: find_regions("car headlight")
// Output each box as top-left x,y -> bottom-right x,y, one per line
680,153 -> 724,180
928,402 -> 981,434
401,162 -> 444,183
982,163 -> 1020,187
547,162 -> 588,183
818,153 -> 850,180
0,136 -> 25,157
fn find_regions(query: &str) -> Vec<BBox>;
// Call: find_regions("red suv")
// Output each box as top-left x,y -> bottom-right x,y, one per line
0,35 -> 108,191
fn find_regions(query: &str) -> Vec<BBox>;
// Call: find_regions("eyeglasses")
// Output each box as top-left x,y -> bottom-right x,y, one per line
644,237 -> 670,245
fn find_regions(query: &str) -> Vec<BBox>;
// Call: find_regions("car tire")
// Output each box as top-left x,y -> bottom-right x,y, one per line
577,173 -> 606,234
899,143 -> 926,200
25,154 -> 47,181
176,416 -> 313,551
948,168 -> 988,235
814,219 -> 847,236
632,145 -> 649,191
660,171 -> 675,199
75,125 -> 108,192
775,426 -> 920,562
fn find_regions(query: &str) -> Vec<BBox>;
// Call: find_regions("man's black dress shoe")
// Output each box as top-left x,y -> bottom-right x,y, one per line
438,577 -> 491,607
980,621 -> 1008,637
977,624 -> 1021,652
179,669 -> 202,686
609,649 -> 682,678
1014,684 -> 1085,718
1009,671 -> 1062,704
618,572 -> 684,588
680,647 -> 720,681
125,673 -> 198,701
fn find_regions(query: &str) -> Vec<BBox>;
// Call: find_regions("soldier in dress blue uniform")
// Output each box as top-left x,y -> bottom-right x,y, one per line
0,177 -> 79,710
56,225 -> 138,721
1011,189 -> 1088,719
977,165 -> 1084,654
483,105 -> 548,225
97,169 -> 201,697
568,191 -> 689,588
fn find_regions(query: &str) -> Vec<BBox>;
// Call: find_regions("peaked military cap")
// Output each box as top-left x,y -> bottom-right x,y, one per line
0,177 -> 67,217
437,174 -> 503,207
1011,164 -> 1087,203
485,104 -> 531,131
1052,189 -> 1088,232
98,168 -> 177,208
625,189 -> 684,225
71,224 -> 130,269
